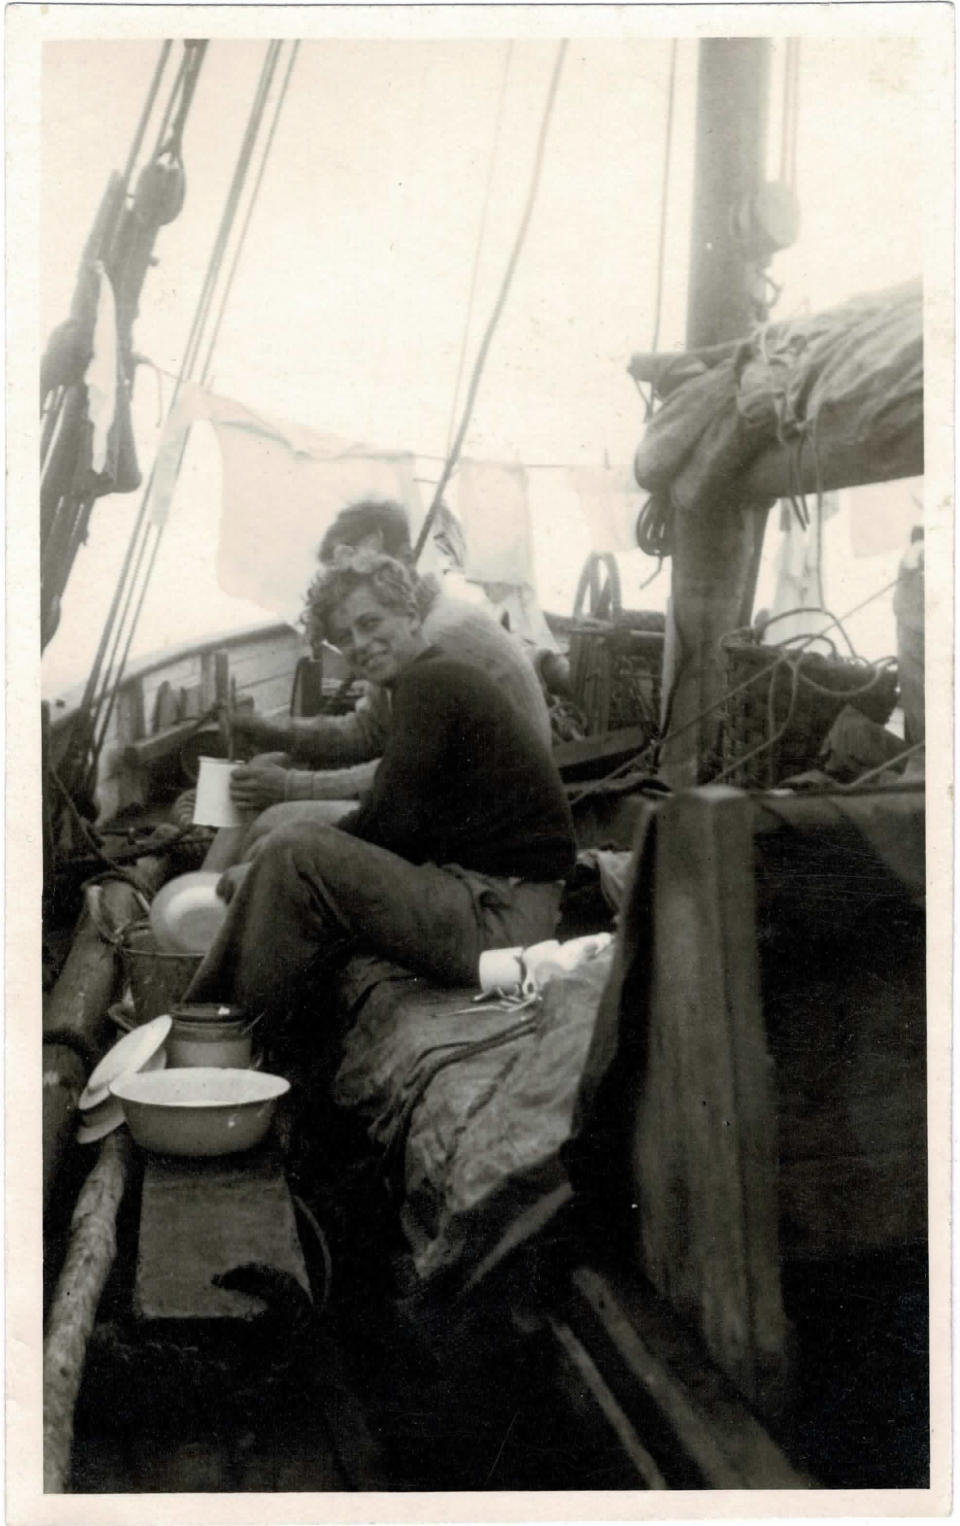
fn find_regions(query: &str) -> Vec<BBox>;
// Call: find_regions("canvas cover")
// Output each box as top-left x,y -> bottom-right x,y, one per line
332,947 -> 615,1286
630,279 -> 922,515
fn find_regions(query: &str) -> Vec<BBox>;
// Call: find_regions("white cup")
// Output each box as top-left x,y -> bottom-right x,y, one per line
478,946 -> 524,994
520,939 -> 563,997
193,756 -> 246,828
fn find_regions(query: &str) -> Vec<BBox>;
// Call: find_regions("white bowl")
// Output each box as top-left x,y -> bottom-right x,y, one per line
109,1067 -> 289,1157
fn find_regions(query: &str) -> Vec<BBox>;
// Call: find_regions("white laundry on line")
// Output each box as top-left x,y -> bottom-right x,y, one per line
149,384 -> 423,626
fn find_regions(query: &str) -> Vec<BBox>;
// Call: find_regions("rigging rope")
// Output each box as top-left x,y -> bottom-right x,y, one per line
39,39 -> 183,634
649,40 -> 679,361
86,43 -> 286,785
632,42 -> 681,570
81,41 -> 295,792
779,39 -> 800,192
180,41 -> 282,383
413,38 -> 569,563
161,39 -> 208,158
199,40 -> 300,386
150,46 -> 188,160
122,41 -> 174,205
442,41 -> 514,456
567,575 -> 900,806
60,39 -> 199,767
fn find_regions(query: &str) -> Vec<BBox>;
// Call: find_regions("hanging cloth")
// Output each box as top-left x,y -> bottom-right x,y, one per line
456,458 -> 534,588
567,465 -> 641,554
150,385 -> 423,626
453,458 -> 557,650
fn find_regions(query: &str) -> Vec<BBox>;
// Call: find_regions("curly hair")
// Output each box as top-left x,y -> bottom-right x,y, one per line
318,499 -> 412,564
303,548 -> 420,651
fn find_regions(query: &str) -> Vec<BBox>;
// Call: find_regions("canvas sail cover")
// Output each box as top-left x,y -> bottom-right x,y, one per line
630,279 -> 923,517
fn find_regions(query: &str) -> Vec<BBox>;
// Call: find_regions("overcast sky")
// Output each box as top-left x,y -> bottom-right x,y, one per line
41,35 -> 922,695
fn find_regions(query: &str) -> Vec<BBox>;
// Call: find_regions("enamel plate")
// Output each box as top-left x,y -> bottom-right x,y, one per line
79,1016 -> 172,1112
76,1097 -> 126,1145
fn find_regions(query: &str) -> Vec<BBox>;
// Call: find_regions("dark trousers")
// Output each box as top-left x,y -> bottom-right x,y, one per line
187,821 -> 563,1018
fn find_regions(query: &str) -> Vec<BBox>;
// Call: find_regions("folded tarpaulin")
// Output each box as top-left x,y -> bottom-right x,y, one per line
631,279 -> 923,516
331,945 -> 615,1287
149,384 -> 423,626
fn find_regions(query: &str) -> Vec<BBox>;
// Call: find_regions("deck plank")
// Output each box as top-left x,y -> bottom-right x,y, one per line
135,1150 -> 310,1321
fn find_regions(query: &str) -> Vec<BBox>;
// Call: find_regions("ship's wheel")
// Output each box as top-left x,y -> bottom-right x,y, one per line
573,552 -> 622,622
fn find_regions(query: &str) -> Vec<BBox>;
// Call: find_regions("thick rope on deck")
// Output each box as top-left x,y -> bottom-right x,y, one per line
43,1131 -> 132,1493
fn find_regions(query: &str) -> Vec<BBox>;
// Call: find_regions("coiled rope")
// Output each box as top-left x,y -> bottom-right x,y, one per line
567,575 -> 901,805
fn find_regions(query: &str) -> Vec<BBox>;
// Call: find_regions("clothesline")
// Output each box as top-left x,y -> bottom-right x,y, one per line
135,364 -> 635,479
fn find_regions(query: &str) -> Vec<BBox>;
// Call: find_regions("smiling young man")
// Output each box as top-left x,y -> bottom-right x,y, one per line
225,498 -> 552,817
187,550 -> 575,1019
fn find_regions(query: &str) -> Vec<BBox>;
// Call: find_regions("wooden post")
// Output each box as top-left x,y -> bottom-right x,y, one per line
201,649 -> 246,872
661,40 -> 773,785
43,1132 -> 132,1492
630,788 -> 787,1412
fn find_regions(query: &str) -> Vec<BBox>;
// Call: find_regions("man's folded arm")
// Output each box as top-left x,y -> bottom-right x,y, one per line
280,758 -> 380,801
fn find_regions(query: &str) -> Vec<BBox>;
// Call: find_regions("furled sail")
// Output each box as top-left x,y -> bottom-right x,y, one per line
630,278 -> 923,534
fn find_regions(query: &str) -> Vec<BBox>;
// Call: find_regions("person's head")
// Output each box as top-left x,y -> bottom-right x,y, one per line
304,549 -> 425,685
318,499 -> 412,564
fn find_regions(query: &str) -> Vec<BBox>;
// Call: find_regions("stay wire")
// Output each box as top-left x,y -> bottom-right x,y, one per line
162,40 -> 208,157
182,40 -> 281,383
779,39 -> 800,193
199,40 -> 300,387
81,41 -> 202,745
122,40 -> 173,192
413,38 -> 569,563
87,492 -> 161,783
89,45 -> 281,780
86,42 -> 284,784
151,46 -> 189,160
69,41 -> 193,758
649,40 -> 678,362
442,40 -> 514,456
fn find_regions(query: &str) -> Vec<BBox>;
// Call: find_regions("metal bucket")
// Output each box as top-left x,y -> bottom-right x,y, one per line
120,921 -> 202,1024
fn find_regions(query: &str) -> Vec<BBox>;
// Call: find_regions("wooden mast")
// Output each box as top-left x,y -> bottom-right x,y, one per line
661,40 -> 773,784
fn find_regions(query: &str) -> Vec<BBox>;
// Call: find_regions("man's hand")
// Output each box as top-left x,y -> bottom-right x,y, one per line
229,762 -> 288,811
216,863 -> 251,904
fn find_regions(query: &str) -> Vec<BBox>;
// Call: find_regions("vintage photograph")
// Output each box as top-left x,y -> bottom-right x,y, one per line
19,3 -> 950,1511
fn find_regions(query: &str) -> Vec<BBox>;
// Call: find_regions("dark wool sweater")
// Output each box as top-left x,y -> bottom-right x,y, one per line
339,649 -> 575,883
